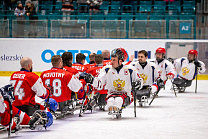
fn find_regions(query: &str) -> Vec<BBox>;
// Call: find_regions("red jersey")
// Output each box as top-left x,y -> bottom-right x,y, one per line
103,60 -> 111,66
85,63 -> 96,70
63,66 -> 79,78
86,65 -> 107,94
40,68 -> 82,102
72,63 -> 88,73
10,70 -> 49,107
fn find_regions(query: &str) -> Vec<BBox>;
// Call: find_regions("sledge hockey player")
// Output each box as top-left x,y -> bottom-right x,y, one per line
172,49 -> 206,93
85,53 -> 96,69
82,48 -> 143,119
62,52 -> 79,78
150,47 -> 176,85
40,55 -> 87,118
129,50 -> 164,106
0,84 -> 53,134
86,54 -> 108,111
10,57 -> 56,116
102,50 -> 111,66
72,53 -> 88,73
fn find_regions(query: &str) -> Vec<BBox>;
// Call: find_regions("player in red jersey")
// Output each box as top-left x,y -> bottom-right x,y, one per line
62,52 -> 79,78
102,50 -> 111,66
40,55 -> 86,111
10,57 -> 50,116
72,53 -> 88,73
0,85 -> 30,132
86,54 -> 107,110
0,85 -> 53,132
85,53 -> 96,70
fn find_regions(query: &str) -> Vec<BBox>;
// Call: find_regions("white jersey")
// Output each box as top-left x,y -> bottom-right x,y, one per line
0,93 -> 5,113
130,61 -> 161,86
149,59 -> 176,81
174,57 -> 206,80
92,64 -> 142,97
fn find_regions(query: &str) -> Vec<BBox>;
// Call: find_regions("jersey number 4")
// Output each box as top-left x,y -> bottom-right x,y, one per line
10,80 -> 25,100
45,79 -> 62,97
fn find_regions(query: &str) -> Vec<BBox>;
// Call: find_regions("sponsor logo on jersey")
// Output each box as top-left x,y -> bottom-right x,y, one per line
182,67 -> 190,76
113,79 -> 125,91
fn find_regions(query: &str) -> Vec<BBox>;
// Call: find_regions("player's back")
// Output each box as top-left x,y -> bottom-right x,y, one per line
63,66 -> 79,78
72,63 -> 87,73
86,66 -> 103,77
40,68 -> 73,102
103,60 -> 111,66
85,63 -> 96,70
10,71 -> 39,106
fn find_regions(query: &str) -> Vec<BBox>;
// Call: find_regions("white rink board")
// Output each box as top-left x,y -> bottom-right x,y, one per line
0,39 -> 208,72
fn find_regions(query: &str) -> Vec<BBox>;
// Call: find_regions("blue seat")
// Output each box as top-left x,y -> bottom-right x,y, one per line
106,12 -> 119,20
139,1 -> 152,12
153,1 -> 166,10
167,1 -> 181,13
121,5 -> 134,13
100,1 -> 109,11
183,0 -> 195,10
108,5 -> 120,14
55,1 -> 62,11
135,12 -> 148,20
73,1 -> 78,10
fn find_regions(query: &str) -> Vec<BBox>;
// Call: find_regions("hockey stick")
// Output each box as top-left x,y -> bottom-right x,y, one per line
171,80 -> 177,97
8,100 -> 12,139
149,87 -> 162,106
132,87 -> 136,117
79,91 -> 86,117
195,67 -> 198,93
45,84 -> 53,110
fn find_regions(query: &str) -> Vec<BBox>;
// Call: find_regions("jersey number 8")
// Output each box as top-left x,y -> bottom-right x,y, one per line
45,79 -> 62,97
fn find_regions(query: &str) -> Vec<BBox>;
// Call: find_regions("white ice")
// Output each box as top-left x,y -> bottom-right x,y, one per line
0,76 -> 208,139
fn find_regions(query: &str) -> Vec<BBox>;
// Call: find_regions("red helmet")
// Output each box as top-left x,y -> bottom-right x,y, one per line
111,48 -> 128,62
156,47 -> 166,54
188,49 -> 198,57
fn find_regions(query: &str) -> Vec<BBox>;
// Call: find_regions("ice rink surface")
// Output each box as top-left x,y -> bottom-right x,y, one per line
0,76 -> 208,139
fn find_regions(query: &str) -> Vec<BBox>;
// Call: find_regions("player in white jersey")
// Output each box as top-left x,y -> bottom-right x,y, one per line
130,50 -> 164,106
81,48 -> 143,118
172,49 -> 206,92
150,47 -> 176,84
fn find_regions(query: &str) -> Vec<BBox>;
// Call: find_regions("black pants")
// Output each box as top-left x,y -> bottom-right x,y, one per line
16,104 -> 41,116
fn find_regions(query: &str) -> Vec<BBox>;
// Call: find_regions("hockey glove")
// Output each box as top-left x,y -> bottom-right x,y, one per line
156,78 -> 164,89
85,74 -> 94,84
132,79 -> 143,90
167,58 -> 174,64
45,98 -> 58,112
194,61 -> 201,68
80,73 -> 94,84
0,84 -> 15,103
167,72 -> 174,80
